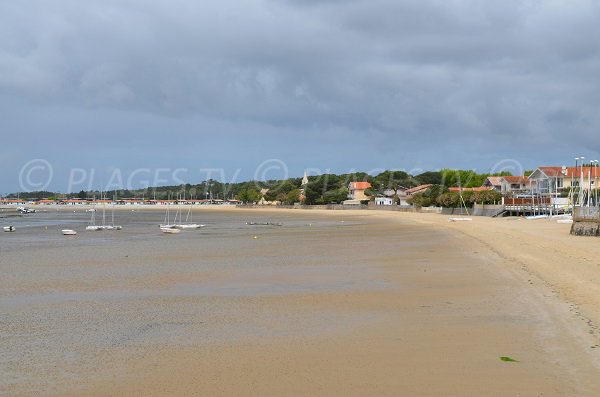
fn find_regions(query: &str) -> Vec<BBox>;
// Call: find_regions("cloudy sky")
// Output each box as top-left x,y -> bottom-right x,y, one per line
1,0 -> 600,193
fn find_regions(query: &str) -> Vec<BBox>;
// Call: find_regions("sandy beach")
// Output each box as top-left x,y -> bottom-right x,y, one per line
2,207 -> 600,396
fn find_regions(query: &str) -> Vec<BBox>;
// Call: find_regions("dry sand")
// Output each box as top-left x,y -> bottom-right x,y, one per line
2,208 -> 600,396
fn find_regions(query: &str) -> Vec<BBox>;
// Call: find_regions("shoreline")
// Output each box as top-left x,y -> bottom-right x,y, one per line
3,207 -> 600,395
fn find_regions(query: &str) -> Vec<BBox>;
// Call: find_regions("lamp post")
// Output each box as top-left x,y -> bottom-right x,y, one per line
580,157 -> 585,207
594,160 -> 598,206
573,157 -> 579,207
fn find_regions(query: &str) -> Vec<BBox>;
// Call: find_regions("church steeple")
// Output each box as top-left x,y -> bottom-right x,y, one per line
301,170 -> 309,186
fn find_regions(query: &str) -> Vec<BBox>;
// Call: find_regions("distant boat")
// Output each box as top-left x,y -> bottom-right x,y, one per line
173,204 -> 204,229
159,195 -> 177,229
86,205 -> 102,230
62,229 -> 77,235
246,221 -> 283,226
86,191 -> 122,231
3,225 -> 15,232
160,227 -> 180,234
17,206 -> 35,214
177,223 -> 205,229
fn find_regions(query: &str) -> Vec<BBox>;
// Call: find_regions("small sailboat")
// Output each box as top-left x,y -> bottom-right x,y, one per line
3,225 -> 15,232
159,195 -> 177,229
86,206 -> 102,230
87,192 -> 122,230
174,203 -> 204,229
62,229 -> 77,235
160,227 -> 181,234
448,217 -> 472,222
107,195 -> 122,230
86,195 -> 102,230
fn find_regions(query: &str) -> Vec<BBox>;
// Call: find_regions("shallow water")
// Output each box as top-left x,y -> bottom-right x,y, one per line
0,209 -> 387,396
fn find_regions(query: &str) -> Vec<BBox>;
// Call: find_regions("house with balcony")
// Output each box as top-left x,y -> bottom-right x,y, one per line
529,166 -> 600,196
500,176 -> 532,195
483,176 -> 503,191
344,181 -> 372,205
348,182 -> 372,200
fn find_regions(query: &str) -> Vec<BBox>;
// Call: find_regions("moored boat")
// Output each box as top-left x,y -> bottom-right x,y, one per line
174,223 -> 205,229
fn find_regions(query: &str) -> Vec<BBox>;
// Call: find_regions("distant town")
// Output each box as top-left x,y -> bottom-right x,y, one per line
3,163 -> 599,217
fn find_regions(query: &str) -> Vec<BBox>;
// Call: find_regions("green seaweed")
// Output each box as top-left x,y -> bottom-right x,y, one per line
500,356 -> 518,362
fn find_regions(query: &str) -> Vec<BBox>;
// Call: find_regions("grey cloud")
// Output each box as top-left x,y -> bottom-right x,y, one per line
1,0 -> 600,191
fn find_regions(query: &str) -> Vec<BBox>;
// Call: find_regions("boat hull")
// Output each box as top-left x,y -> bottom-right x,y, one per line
160,227 -> 181,234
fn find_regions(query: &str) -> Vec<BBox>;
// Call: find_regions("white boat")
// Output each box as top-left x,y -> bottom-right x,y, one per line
87,198 -> 101,230
87,192 -> 122,231
448,217 -> 472,222
62,229 -> 77,235
173,204 -> 204,229
160,227 -> 181,234
525,215 -> 549,220
160,197 -> 177,228
3,226 -> 15,232
246,221 -> 283,226
108,196 -> 122,230
557,219 -> 574,224
176,223 -> 205,229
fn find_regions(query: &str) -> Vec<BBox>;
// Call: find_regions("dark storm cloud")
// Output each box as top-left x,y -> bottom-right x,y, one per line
1,0 -> 600,191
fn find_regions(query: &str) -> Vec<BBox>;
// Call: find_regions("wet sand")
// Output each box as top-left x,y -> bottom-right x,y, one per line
1,208 -> 600,396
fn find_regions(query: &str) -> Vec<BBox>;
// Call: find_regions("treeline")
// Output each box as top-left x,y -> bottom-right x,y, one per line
407,189 -> 502,208
6,168 -> 511,205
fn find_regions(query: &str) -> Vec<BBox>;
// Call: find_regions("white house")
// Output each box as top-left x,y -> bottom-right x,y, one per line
375,197 -> 393,206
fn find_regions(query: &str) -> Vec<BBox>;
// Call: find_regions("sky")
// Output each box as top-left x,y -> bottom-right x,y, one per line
1,0 -> 600,193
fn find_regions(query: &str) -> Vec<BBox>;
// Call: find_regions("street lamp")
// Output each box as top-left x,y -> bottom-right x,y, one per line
593,160 -> 598,206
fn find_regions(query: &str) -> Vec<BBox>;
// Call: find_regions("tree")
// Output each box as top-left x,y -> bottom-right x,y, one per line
237,188 -> 260,203
415,171 -> 443,185
323,188 -> 349,204
286,189 -> 300,204
372,170 -> 417,192
470,190 -> 502,204
303,183 -> 321,205
263,189 -> 279,202
406,192 -> 432,207
436,192 -> 460,207
406,184 -> 447,207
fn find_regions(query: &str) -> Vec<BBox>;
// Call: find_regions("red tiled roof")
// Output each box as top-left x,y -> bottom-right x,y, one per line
503,176 -> 529,184
536,166 -> 599,178
537,166 -> 563,177
448,186 -> 492,192
405,184 -> 432,194
484,176 -> 503,186
349,182 -> 372,190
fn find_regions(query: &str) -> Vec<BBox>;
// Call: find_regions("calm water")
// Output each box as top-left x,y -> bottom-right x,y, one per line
1,208 -> 392,396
